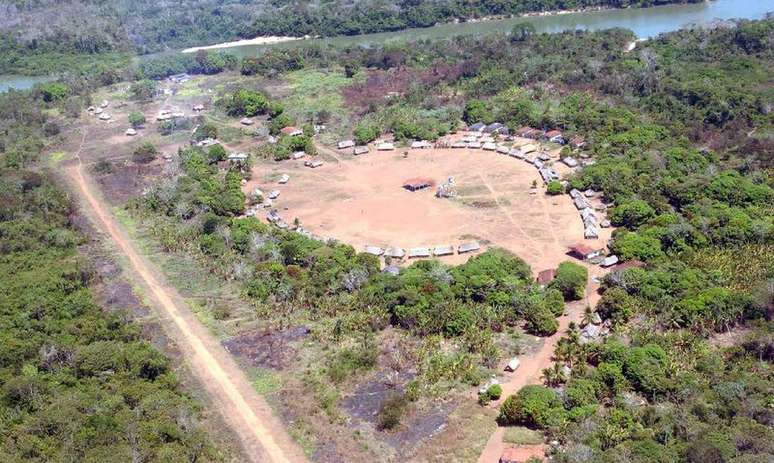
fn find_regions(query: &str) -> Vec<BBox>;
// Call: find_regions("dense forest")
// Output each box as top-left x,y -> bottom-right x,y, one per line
0,0 -> 696,73
0,78 -> 223,462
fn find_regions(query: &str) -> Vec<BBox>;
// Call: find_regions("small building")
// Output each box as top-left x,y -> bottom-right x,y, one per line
280,126 -> 303,136
193,104 -> 204,111
521,144 -> 538,154
569,244 -> 602,260
537,268 -> 557,286
468,141 -> 482,149
353,146 -> 370,155
457,241 -> 481,254
574,196 -> 591,210
496,145 -> 509,154
98,113 -> 111,121
468,122 -> 486,132
376,142 -> 395,151
338,139 -> 355,149
534,159 -> 544,169
228,152 -> 248,163
384,247 -> 405,259
383,265 -> 401,276
196,137 -> 218,147
580,207 -> 595,221
411,140 -> 433,149
408,247 -> 431,258
267,190 -> 280,200
278,174 -> 290,184
100,100 -> 109,108
504,357 -> 520,372
538,152 -> 551,161
600,219 -> 612,228
545,129 -> 565,144
240,118 -> 254,126
305,159 -> 323,168
451,142 -> 467,149
433,245 -> 454,257
87,106 -> 95,113
584,225 -> 599,239
482,142 -> 497,151
612,259 -> 646,272
515,126 -> 534,137
601,255 -> 619,267
484,122 -> 509,135
563,157 -> 578,168
569,135 -> 587,149
480,135 -> 495,144
569,188 -> 582,199
125,128 -> 137,136
508,148 -> 523,158
403,178 -> 434,192
291,151 -> 306,160
364,245 -> 384,256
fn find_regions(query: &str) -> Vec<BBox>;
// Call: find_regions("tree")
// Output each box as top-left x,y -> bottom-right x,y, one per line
224,89 -> 268,117
525,304 -> 558,336
39,82 -> 69,102
611,199 -> 656,228
541,362 -> 567,387
130,79 -> 157,101
597,288 -> 636,326
463,99 -> 493,124
498,385 -> 564,428
550,262 -> 588,301
128,111 -> 146,128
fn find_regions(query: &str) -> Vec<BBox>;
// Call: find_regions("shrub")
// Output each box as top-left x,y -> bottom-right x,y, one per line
549,262 -> 588,301
377,393 -> 408,431
132,142 -> 158,164
487,383 -> 503,400
128,111 -> 146,128
193,123 -> 218,141
622,344 -> 670,396
353,121 -> 380,145
546,180 -> 563,195
39,82 -> 69,102
207,144 -> 227,163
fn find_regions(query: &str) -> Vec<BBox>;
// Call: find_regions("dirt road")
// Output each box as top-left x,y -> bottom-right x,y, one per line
66,160 -> 307,463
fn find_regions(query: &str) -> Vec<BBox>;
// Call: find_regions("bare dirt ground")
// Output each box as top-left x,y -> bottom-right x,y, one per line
246,139 -> 611,272
64,149 -> 307,463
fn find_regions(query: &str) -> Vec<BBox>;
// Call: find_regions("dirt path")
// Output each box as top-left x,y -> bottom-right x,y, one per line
477,274 -> 602,463
65,157 -> 307,463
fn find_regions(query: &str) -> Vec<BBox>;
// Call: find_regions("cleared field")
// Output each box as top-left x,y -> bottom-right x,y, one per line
246,142 -> 612,271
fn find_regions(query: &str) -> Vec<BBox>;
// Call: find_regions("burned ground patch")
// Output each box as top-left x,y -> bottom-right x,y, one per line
222,326 -> 310,370
342,371 -> 457,456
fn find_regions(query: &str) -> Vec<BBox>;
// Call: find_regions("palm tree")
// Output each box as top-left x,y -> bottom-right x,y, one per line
581,306 -> 594,327
542,362 -> 567,387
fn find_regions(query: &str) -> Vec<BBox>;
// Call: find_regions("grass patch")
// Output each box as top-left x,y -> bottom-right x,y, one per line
283,69 -> 351,125
503,426 -> 544,445
684,243 -> 773,292
249,367 -> 283,395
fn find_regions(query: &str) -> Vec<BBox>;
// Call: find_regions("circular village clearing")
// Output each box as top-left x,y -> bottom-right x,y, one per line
243,129 -> 614,275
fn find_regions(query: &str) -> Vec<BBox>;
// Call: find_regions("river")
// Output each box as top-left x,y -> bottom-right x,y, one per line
212,0 -> 772,58
0,75 -> 51,93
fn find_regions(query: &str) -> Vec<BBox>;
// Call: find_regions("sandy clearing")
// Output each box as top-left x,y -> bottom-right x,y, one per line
182,36 -> 303,53
246,141 -> 611,272
66,154 -> 307,463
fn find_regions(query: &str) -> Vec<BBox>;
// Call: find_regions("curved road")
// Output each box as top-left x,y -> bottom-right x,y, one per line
66,158 -> 307,463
